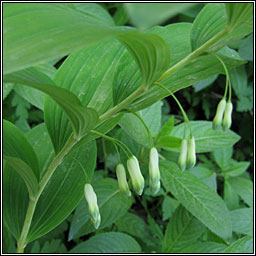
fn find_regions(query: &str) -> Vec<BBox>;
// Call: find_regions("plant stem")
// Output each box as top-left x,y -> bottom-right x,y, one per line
158,27 -> 229,82
16,26 -> 230,253
16,135 -> 77,253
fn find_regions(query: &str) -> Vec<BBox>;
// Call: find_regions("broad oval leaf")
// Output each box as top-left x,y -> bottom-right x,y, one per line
160,160 -> 232,240
163,205 -> 206,253
69,232 -> 141,253
231,208 -> 253,235
3,120 -> 40,180
69,178 -> 133,240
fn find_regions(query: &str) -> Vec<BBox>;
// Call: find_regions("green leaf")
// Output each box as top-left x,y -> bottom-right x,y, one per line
176,241 -> 227,253
224,235 -> 253,253
224,180 -> 240,210
3,157 -> 38,199
119,112 -> 151,148
140,101 -> 162,136
3,162 -> 29,239
163,205 -> 206,252
169,121 -> 240,153
116,30 -> 170,87
189,165 -> 217,191
4,67 -> 99,143
14,63 -> 57,110
225,3 -> 253,28
3,3 -> 121,74
191,3 -> 252,52
27,140 -> 97,242
160,160 -> 232,240
3,83 -> 14,100
193,75 -> 218,92
229,177 -> 253,207
231,208 -> 253,235
156,136 -> 182,151
191,3 -> 227,50
25,124 -> 55,178
158,115 -> 175,138
30,239 -> 67,253
162,196 -> 179,221
115,213 -> 153,245
69,178 -> 133,240
237,94 -> 253,112
69,232 -> 141,253
238,34 -> 253,61
223,160 -> 250,177
230,65 -> 248,98
124,3 -> 199,29
212,147 -> 233,169
130,47 -> 245,111
3,120 -> 40,180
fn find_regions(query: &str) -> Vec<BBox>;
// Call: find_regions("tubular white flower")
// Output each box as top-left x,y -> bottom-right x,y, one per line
178,139 -> 187,171
222,102 -> 233,131
149,147 -> 160,186
84,183 -> 101,229
186,136 -> 196,169
127,155 -> 145,196
116,163 -> 131,197
213,99 -> 226,130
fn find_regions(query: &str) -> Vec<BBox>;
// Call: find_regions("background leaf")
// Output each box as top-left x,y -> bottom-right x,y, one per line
124,3 -> 199,29
231,208 -> 253,235
69,178 -> 133,240
69,232 -> 141,253
163,205 -> 206,252
224,235 -> 253,253
3,120 -> 40,179
160,160 -> 232,240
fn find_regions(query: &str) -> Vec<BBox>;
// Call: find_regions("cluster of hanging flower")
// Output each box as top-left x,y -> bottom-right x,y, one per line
213,98 -> 233,131
84,147 -> 161,229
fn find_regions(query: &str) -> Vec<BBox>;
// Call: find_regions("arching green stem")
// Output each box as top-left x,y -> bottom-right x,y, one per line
154,82 -> 192,136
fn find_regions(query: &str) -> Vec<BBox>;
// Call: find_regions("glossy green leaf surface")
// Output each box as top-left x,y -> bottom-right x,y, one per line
163,205 -> 206,252
69,178 -> 132,240
3,3 -> 119,74
4,67 -> 99,144
27,139 -> 97,242
160,160 -> 232,240
69,232 -> 141,253
3,120 -> 40,180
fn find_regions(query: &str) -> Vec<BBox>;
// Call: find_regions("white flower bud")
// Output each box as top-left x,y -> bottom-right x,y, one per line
149,147 -> 160,186
127,155 -> 145,196
116,163 -> 131,197
213,99 -> 226,130
222,102 -> 233,131
84,184 -> 101,229
186,136 -> 196,169
178,139 -> 187,171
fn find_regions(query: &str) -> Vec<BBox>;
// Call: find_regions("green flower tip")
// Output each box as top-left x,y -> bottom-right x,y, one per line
186,136 -> 196,169
222,102 -> 233,131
